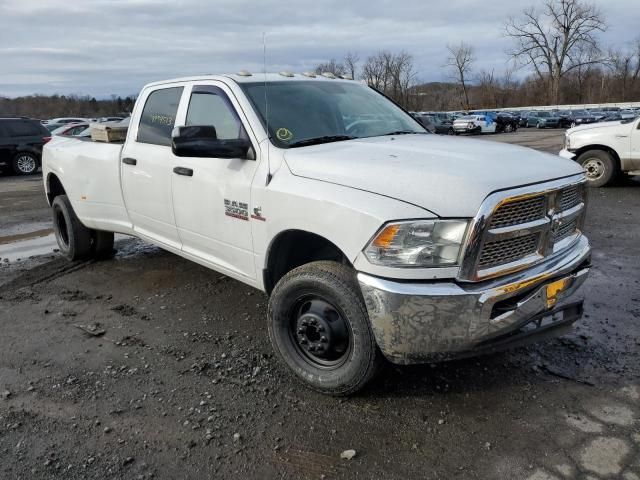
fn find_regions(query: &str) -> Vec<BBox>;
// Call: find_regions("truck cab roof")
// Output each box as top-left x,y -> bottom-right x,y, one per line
143,72 -> 356,89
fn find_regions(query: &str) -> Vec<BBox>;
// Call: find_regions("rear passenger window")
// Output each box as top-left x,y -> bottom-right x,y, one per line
186,88 -> 243,140
5,120 -> 43,137
137,87 -> 184,146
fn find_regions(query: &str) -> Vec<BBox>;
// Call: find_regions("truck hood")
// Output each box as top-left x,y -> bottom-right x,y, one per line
284,135 -> 583,217
568,121 -> 625,134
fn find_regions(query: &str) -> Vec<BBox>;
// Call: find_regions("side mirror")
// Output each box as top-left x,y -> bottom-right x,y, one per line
171,125 -> 252,159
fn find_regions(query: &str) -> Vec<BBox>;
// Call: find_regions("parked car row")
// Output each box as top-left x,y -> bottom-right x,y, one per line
43,116 -> 127,133
411,113 -> 455,135
411,110 -> 520,135
0,115 -> 131,175
0,117 -> 51,175
433,107 -> 640,132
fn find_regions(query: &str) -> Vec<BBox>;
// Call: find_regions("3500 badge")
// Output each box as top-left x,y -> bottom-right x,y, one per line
224,199 -> 249,221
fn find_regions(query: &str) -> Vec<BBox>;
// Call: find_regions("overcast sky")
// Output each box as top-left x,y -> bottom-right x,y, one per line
0,0 -> 637,98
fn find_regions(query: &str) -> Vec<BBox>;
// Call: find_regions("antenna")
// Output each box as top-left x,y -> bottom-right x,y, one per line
263,32 -> 272,186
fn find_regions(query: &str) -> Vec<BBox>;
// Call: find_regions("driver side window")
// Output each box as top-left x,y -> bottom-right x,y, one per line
186,88 -> 244,140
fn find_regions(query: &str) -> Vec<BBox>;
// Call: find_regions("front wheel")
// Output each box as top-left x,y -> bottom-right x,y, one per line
577,150 -> 617,187
268,261 -> 382,396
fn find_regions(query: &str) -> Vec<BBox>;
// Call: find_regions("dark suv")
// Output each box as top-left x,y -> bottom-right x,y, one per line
0,117 -> 51,175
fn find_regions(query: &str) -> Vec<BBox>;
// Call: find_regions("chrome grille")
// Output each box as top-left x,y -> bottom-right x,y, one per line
552,219 -> 577,243
459,178 -> 588,282
478,233 -> 540,268
489,196 -> 546,229
559,185 -> 583,211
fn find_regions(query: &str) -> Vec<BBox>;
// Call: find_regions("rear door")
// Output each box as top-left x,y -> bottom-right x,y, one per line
170,82 -> 259,279
120,85 -> 186,249
0,122 -> 12,163
631,119 -> 640,169
3,119 -> 46,154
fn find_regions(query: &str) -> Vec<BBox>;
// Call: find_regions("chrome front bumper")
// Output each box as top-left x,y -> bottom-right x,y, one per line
358,236 -> 591,364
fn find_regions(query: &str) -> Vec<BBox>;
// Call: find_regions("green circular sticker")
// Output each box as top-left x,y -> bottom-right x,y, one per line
276,128 -> 293,141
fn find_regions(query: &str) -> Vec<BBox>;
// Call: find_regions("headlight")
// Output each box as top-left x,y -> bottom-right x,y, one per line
565,134 -> 571,149
364,220 -> 468,268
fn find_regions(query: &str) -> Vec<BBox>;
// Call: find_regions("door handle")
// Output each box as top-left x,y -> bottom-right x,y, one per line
173,166 -> 194,177
122,157 -> 137,165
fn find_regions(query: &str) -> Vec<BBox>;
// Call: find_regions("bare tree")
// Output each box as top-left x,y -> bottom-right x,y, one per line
343,52 -> 359,79
0,94 -> 136,119
445,42 -> 475,109
476,70 -> 498,108
314,59 -> 345,76
607,39 -> 640,101
361,51 -> 417,108
570,43 -> 601,102
505,0 -> 606,104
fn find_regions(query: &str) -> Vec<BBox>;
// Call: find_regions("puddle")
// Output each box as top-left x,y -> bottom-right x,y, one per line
0,228 -> 53,245
0,233 -> 58,262
0,231 -> 135,263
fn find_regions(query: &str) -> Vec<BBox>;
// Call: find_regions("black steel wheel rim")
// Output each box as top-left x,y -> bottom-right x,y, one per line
289,295 -> 352,369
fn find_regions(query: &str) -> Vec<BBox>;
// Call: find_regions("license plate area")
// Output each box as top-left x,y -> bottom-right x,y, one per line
545,277 -> 572,308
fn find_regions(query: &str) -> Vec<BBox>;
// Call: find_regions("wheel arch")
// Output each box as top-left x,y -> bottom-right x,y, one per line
575,145 -> 621,171
263,229 -> 352,295
46,172 -> 67,206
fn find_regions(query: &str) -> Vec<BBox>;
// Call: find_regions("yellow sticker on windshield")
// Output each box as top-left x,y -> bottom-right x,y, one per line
276,128 -> 293,141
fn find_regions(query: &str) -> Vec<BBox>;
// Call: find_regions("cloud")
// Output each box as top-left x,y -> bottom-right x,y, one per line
0,0 -> 635,97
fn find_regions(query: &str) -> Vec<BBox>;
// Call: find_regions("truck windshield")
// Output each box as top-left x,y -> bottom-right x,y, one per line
239,81 -> 426,148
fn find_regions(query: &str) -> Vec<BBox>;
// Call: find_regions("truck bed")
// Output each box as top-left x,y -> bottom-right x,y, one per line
44,136 -> 129,230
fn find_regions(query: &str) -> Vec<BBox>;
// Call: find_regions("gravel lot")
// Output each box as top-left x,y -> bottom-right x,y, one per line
1,129 -> 639,479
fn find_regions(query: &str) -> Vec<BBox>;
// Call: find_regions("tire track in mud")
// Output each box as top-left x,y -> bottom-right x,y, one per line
0,258 -> 95,293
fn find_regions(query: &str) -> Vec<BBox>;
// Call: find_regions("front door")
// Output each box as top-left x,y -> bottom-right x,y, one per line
170,83 -> 259,280
121,85 -> 186,249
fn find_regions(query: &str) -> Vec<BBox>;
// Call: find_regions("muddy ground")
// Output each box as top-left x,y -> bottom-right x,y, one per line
0,129 -> 639,480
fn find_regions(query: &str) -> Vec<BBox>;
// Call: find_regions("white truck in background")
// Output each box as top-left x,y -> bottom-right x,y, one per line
560,116 -> 640,187
43,73 -> 591,395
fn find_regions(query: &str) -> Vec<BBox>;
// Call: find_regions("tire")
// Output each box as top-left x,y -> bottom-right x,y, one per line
93,231 -> 115,259
577,150 -> 617,188
12,152 -> 38,175
447,128 -> 455,135
504,124 -> 514,133
268,261 -> 382,396
52,195 -> 93,261
536,122 -> 542,129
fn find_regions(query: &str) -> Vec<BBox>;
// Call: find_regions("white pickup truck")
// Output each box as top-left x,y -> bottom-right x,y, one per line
560,117 -> 640,187
43,73 -> 591,395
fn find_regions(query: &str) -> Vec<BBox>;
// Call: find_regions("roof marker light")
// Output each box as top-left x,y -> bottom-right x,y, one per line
279,71 -> 294,77
237,70 -> 252,77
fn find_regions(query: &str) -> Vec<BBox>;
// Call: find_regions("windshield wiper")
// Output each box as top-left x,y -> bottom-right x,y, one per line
382,130 -> 427,136
288,135 -> 356,148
